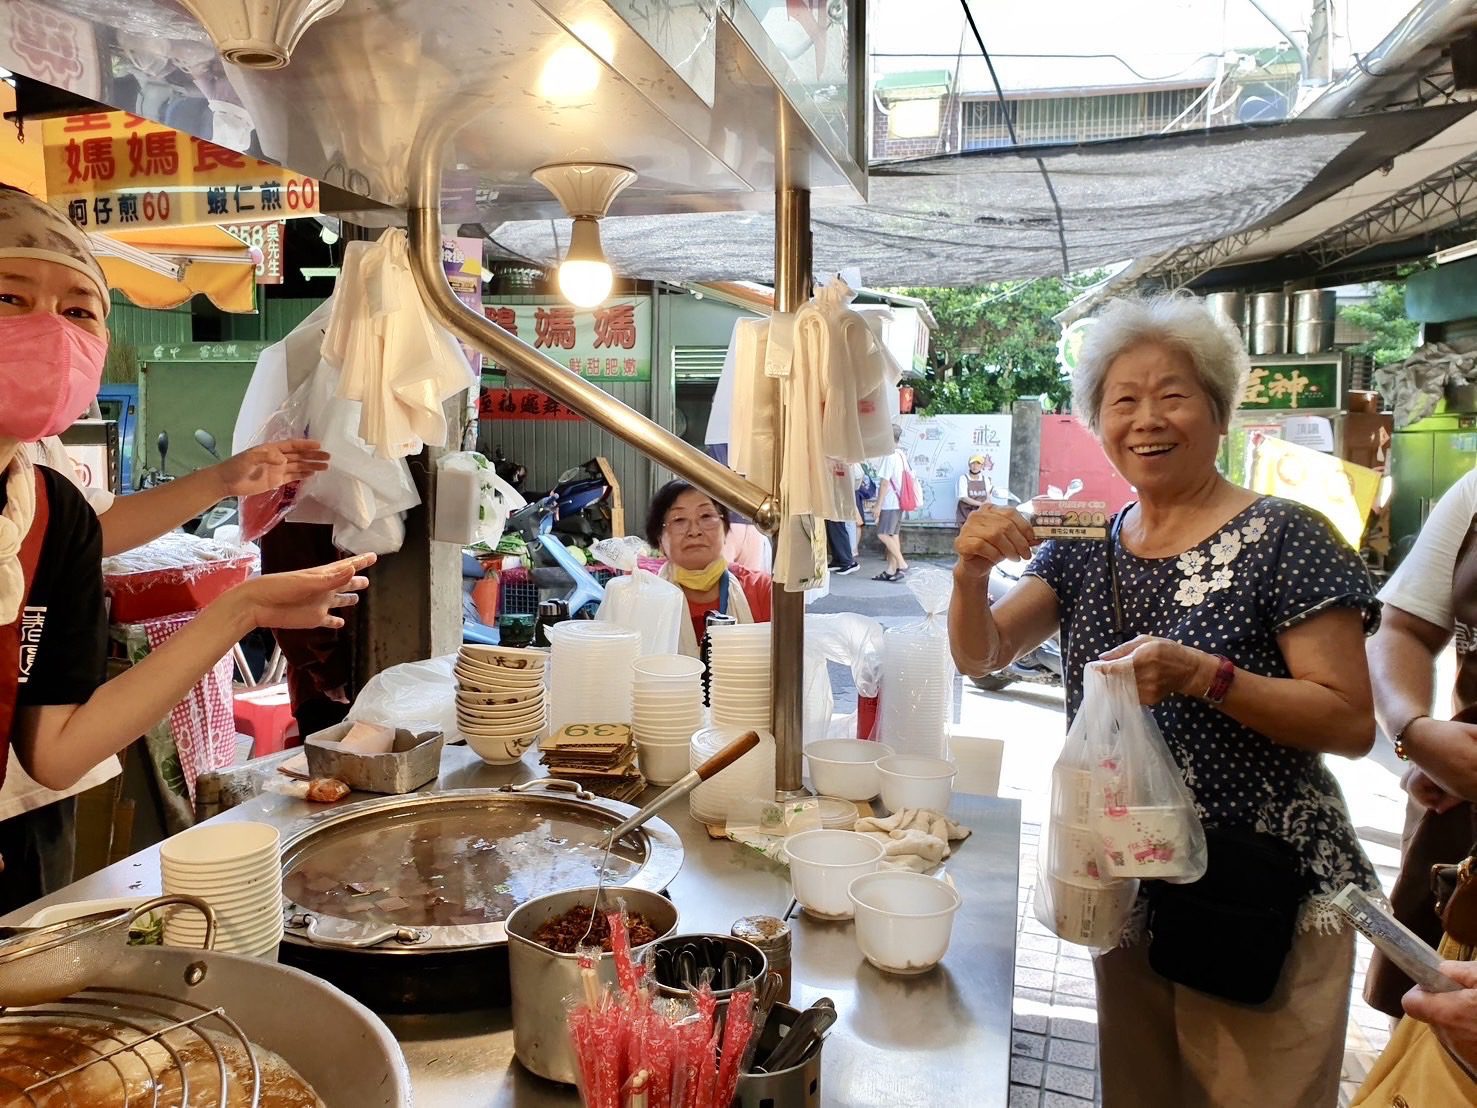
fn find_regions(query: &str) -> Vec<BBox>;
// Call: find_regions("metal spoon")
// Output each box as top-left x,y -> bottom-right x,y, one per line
760,999 -> 838,1073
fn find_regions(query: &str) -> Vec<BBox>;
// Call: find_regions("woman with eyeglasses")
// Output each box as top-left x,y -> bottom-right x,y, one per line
645,480 -> 772,657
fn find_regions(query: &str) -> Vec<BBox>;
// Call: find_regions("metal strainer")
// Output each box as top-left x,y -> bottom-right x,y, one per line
0,894 -> 215,1007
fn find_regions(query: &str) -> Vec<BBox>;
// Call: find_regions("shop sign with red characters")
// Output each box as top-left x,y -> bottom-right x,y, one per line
482,298 -> 651,383
42,111 -> 318,229
477,388 -> 586,422
221,221 -> 285,284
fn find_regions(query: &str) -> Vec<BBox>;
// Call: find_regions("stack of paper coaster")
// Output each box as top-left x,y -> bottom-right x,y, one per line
539,723 -> 645,802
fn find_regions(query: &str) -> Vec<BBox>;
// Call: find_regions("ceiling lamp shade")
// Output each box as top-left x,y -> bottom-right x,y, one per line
174,0 -> 345,69
532,163 -> 635,308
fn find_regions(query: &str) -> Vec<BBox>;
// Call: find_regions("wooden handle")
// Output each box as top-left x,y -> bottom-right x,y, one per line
694,730 -> 760,781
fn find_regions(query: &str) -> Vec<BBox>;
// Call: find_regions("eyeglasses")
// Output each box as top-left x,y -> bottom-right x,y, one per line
663,512 -> 724,534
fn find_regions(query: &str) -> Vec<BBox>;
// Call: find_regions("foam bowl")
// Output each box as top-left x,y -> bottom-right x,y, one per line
847,870 -> 961,975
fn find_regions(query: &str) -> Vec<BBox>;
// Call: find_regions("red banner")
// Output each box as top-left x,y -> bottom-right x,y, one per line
478,388 -> 584,422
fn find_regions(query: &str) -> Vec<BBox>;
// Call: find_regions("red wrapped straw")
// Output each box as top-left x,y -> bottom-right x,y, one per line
714,988 -> 755,1107
608,907 -> 639,997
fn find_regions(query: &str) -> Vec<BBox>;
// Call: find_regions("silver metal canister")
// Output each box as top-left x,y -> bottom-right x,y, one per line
1202,292 -> 1246,336
1290,289 -> 1337,354
1247,292 -> 1288,355
732,914 -> 792,1003
504,886 -> 679,1084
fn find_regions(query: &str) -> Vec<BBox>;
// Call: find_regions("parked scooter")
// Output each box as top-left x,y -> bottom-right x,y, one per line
493,450 -> 614,546
189,429 -> 239,540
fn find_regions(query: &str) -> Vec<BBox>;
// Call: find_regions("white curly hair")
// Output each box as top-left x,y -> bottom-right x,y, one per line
1072,293 -> 1248,434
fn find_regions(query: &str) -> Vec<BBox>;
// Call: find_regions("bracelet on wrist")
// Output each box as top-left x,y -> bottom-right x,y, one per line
1393,715 -> 1428,762
1200,654 -> 1235,706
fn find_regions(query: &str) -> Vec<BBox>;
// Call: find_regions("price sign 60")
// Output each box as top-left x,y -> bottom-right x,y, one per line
285,178 -> 318,211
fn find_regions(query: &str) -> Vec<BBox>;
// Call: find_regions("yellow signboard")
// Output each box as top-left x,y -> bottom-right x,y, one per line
1247,433 -> 1380,549
42,112 -> 318,230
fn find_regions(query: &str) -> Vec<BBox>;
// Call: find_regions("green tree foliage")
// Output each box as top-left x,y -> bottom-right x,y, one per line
1339,280 -> 1420,369
894,274 -> 1104,415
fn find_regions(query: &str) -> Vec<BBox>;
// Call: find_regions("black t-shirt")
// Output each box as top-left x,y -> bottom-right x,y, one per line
5,465 -> 107,707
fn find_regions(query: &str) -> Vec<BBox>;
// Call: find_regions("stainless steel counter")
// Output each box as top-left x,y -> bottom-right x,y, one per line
5,747 -> 1020,1107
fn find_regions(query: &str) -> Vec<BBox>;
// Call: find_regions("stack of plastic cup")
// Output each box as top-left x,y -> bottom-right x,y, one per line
689,725 -> 775,826
708,623 -> 772,731
631,654 -> 706,785
160,821 -> 283,959
546,622 -> 642,734
879,626 -> 952,759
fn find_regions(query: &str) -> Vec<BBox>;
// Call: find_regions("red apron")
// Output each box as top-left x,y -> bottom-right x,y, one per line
0,469 -> 51,791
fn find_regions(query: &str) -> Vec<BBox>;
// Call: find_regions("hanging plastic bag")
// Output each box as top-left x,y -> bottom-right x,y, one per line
807,612 -> 884,743
591,536 -> 685,656
434,451 -> 526,548
1082,658 -> 1207,883
238,375 -> 313,543
879,568 -> 954,758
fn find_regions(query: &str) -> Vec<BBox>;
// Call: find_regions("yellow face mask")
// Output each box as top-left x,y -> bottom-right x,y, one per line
672,558 -> 727,592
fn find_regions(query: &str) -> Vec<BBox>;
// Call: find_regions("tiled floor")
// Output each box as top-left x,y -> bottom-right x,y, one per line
1005,820 -> 1394,1108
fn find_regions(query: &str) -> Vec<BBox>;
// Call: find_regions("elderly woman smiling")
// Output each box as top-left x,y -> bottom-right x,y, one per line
949,295 -> 1381,1108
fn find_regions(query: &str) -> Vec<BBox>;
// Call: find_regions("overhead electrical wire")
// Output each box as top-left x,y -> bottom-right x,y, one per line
956,0 -> 1072,274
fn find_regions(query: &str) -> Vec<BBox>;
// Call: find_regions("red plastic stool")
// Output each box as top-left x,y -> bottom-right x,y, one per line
233,684 -> 298,758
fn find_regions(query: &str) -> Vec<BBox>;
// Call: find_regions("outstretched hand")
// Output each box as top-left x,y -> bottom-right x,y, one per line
213,439 -> 329,498
233,553 -> 376,631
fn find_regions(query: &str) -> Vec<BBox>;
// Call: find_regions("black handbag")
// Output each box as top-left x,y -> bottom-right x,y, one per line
1106,509 -> 1305,1006
1144,827 -> 1304,1005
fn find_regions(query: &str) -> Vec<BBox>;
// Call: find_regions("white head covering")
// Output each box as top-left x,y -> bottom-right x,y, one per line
0,187 -> 109,314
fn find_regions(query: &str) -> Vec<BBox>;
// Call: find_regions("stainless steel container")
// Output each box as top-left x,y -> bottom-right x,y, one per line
735,1002 -> 825,1108
505,885 -> 679,1084
1290,289 -> 1337,354
1202,292 -> 1246,335
1247,293 -> 1288,355
303,722 -> 445,794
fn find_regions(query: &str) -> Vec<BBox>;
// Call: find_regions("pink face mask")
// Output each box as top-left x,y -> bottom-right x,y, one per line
0,313 -> 108,441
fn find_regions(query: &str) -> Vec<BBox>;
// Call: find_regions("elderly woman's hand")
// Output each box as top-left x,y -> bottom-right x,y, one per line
953,505 -> 1036,580
1099,635 -> 1219,706
1403,961 -> 1477,1073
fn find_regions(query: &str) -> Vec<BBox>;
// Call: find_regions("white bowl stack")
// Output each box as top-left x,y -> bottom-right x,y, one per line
455,644 -> 548,765
546,623 -> 641,734
879,626 -> 952,760
631,655 -> 706,786
708,623 -> 772,731
689,725 -> 775,826
160,821 -> 283,959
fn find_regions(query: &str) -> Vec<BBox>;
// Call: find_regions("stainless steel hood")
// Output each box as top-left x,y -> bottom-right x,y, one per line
0,0 -> 865,219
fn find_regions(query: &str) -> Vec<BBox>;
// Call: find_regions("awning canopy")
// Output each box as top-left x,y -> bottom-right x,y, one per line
0,84 -> 258,313
489,103 -> 1476,288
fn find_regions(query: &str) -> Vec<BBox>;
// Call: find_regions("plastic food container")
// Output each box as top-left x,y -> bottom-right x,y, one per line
805,740 -> 894,801
783,829 -> 885,919
1048,823 -> 1108,884
105,555 -> 256,623
1051,766 -> 1093,827
847,871 -> 961,975
1094,806 -> 1196,878
1043,875 -> 1137,947
877,755 -> 956,814
636,738 -> 691,786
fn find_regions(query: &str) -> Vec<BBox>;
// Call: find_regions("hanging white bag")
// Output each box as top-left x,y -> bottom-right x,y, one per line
591,536 -> 684,656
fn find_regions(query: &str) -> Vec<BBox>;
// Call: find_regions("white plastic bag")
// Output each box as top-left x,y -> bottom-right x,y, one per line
434,451 -> 526,548
1082,659 -> 1207,883
345,654 -> 457,738
591,537 -> 684,656
879,568 -> 954,758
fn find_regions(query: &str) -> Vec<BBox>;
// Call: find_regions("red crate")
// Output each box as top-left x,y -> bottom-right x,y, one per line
105,556 -> 256,624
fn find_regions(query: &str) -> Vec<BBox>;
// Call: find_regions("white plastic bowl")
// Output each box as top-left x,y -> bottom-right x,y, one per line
877,756 -> 957,814
159,822 -> 279,867
637,739 -> 691,786
784,830 -> 885,919
805,740 -> 895,801
848,871 -> 962,974
632,655 -> 705,681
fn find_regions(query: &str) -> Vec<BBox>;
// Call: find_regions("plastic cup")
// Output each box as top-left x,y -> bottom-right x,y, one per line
848,871 -> 961,975
784,829 -> 885,919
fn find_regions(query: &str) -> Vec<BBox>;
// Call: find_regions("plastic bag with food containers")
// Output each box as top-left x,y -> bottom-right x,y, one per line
1035,658 -> 1206,949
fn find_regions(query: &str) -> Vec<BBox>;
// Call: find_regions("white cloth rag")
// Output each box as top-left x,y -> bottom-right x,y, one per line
854,808 -> 972,873
0,454 -> 37,625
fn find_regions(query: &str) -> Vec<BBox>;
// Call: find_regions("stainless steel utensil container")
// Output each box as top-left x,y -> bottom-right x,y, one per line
505,885 -> 679,1084
736,1002 -> 825,1108
303,722 -> 445,794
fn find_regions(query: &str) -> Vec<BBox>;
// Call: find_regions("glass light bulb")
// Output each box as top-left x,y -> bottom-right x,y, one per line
558,259 -> 613,307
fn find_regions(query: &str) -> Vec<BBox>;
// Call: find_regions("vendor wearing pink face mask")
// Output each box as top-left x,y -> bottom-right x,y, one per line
0,187 -> 374,910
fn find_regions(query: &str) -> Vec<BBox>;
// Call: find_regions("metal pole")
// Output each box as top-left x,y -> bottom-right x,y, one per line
404,193 -> 777,531
771,103 -> 811,797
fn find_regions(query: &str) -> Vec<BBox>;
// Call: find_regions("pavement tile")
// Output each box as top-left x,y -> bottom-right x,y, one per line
1047,1038 -> 1097,1070
1015,986 -> 1054,1007
1018,948 -> 1057,970
1008,1085 -> 1040,1108
1012,1008 -> 1049,1034
1012,1058 -> 1045,1085
1044,1063 -> 1096,1099
1041,1092 -> 1095,1108
1057,957 -> 1094,980
1016,967 -> 1055,990
1051,1017 -> 1098,1044
1054,974 -> 1097,1000
1012,1031 -> 1047,1059
1020,933 -> 1059,954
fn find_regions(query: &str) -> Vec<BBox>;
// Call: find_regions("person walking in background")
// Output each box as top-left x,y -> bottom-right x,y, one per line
873,426 -> 911,582
824,460 -> 860,576
956,454 -> 994,526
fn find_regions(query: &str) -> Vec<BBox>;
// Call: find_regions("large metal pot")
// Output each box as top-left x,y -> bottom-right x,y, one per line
506,885 -> 679,1083
1290,289 -> 1337,354
277,781 -> 683,1012
1203,292 -> 1246,335
1247,292 -> 1288,355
